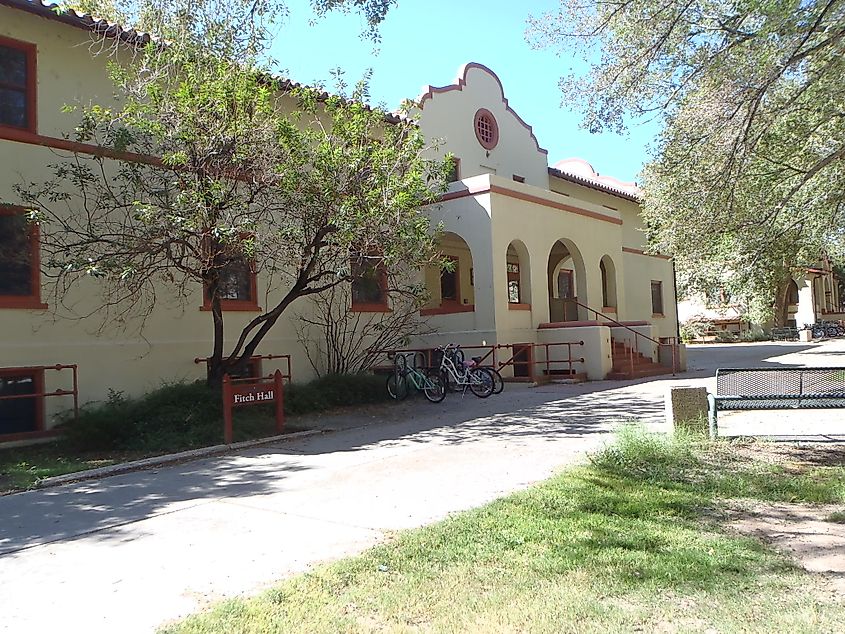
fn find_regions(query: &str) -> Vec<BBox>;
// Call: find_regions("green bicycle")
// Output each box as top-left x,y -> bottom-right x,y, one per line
386,352 -> 446,403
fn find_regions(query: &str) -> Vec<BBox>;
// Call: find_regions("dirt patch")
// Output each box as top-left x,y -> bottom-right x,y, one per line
724,439 -> 845,468
711,440 -> 845,593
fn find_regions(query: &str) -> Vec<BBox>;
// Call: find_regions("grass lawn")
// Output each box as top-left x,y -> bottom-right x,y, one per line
161,428 -> 845,633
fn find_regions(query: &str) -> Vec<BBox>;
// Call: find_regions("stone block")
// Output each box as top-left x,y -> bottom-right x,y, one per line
665,386 -> 709,434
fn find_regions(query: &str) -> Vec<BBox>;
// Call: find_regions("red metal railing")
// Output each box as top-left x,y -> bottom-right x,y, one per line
0,364 -> 79,422
563,299 -> 679,376
495,342 -> 585,383
194,353 -> 292,383
373,342 -> 586,384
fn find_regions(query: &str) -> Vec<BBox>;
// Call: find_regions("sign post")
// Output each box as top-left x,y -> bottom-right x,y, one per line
222,370 -> 285,444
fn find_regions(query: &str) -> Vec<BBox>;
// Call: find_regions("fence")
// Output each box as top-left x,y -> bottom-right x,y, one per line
194,353 -> 292,383
0,364 -> 79,438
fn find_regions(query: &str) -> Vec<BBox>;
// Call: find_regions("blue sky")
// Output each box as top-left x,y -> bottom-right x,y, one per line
268,0 -> 659,184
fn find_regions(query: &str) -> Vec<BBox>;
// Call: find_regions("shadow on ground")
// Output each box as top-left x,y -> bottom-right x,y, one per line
5,339 -> 843,560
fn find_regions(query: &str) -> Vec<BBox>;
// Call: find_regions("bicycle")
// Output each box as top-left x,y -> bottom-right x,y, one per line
386,352 -> 446,403
439,346 -> 504,395
437,344 -> 494,398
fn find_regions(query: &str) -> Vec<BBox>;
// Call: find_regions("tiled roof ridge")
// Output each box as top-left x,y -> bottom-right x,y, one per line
1,0 -> 405,123
0,0 -> 154,43
549,157 -> 642,202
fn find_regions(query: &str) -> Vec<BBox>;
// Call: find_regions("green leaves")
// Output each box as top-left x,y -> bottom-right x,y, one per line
531,0 -> 845,318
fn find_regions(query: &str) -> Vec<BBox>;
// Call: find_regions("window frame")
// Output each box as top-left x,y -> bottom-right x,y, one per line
0,205 -> 46,309
200,240 -> 260,312
507,260 -> 521,304
651,280 -> 664,316
473,108 -> 499,150
350,254 -> 390,313
0,367 -> 45,437
0,35 -> 37,134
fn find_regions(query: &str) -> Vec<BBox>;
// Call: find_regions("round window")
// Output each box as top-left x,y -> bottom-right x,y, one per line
474,108 -> 499,150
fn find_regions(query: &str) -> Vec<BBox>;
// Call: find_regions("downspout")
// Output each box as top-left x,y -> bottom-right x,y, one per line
671,259 -> 681,341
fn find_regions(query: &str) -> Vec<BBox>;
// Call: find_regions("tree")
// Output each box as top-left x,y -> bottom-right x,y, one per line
528,0 -> 845,324
294,269 -> 434,376
19,0 -> 448,386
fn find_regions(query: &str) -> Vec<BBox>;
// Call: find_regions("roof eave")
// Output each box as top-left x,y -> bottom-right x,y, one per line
547,167 -> 641,203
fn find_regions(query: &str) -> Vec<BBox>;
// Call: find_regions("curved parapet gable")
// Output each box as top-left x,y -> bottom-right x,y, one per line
417,63 -> 550,188
418,62 -> 547,156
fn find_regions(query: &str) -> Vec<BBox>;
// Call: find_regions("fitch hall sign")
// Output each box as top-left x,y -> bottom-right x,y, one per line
222,370 -> 285,443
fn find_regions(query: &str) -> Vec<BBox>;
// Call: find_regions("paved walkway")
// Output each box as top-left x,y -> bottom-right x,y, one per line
2,339 -> 844,633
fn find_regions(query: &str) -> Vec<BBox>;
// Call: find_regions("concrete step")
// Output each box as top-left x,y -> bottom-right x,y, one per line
606,365 -> 673,380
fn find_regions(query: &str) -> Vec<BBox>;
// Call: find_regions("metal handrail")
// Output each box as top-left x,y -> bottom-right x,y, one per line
194,353 -> 292,382
563,299 -> 679,375
0,364 -> 79,422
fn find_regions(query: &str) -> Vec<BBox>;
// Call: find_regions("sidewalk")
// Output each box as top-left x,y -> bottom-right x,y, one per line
2,339 -> 842,633
0,379 -> 668,634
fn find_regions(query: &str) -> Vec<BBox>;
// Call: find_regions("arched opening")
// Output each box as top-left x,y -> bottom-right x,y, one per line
599,255 -> 617,311
547,239 -> 587,322
506,240 -> 531,307
422,232 -> 475,315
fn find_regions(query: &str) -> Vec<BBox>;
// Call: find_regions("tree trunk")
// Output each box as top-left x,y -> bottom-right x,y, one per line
207,274 -> 226,390
772,274 -> 792,328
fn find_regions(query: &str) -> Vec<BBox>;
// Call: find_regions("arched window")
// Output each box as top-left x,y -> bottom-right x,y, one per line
599,255 -> 617,310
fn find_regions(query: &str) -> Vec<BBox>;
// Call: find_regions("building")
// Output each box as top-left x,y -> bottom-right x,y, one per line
0,1 -> 682,442
678,258 -> 845,338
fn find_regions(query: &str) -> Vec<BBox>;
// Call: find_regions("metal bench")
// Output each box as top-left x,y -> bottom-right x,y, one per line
707,367 -> 845,437
771,327 -> 798,341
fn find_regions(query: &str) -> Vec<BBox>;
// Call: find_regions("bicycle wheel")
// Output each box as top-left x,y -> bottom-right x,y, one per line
468,367 -> 494,398
386,372 -> 409,400
485,367 -> 504,394
422,370 -> 446,403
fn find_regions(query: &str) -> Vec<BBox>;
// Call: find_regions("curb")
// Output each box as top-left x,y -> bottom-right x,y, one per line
34,429 -> 326,490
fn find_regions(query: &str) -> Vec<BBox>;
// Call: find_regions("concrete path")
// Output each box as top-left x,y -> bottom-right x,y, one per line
1,339 -> 843,633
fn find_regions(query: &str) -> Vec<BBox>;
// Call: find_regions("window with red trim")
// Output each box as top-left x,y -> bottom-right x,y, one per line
351,255 -> 389,311
202,240 -> 259,311
473,108 -> 498,150
651,280 -> 664,315
0,368 -> 43,435
205,357 -> 262,379
0,206 -> 44,309
0,36 -> 37,132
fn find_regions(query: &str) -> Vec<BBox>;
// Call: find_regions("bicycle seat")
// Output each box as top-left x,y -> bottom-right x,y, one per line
471,356 -> 483,364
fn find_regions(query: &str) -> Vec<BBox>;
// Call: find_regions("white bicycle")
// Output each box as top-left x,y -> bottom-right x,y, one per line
436,344 -> 494,398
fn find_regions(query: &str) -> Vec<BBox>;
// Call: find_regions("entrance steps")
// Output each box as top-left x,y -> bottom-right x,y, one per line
539,369 -> 588,384
606,339 -> 672,380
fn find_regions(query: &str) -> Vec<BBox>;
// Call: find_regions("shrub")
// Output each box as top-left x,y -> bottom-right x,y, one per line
62,374 -> 390,452
679,316 -> 714,342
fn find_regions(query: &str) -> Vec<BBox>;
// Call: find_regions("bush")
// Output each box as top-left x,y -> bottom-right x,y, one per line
679,316 -> 714,342
589,424 -> 701,481
284,373 -> 387,415
63,374 -> 390,452
62,382 -> 223,452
